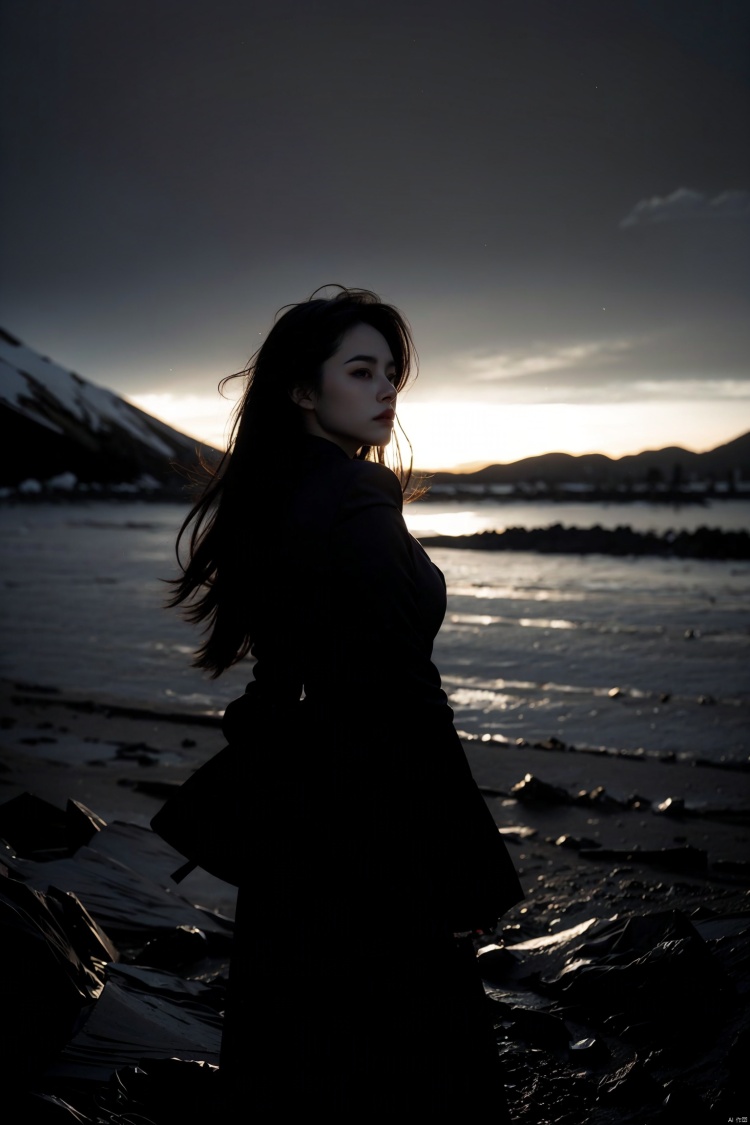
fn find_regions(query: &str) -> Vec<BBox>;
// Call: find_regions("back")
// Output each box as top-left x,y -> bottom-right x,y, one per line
222,432 -> 524,928
247,433 -> 449,724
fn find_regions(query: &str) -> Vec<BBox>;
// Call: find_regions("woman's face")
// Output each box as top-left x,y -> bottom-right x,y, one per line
294,322 -> 398,457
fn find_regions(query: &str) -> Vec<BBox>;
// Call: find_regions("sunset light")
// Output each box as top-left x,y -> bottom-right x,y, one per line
130,391 -> 747,471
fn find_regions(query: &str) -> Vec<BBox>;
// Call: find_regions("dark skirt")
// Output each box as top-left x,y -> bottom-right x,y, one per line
220,887 -> 511,1118
216,698 -> 519,1115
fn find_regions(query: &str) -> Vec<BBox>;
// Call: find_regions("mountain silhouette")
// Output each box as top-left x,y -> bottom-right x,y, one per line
0,328 -> 219,492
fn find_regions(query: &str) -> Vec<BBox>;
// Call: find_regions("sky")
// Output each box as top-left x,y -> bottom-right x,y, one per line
1,0 -> 748,470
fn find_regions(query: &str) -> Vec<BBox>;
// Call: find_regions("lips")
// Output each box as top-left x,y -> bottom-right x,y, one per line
374,409 -> 395,421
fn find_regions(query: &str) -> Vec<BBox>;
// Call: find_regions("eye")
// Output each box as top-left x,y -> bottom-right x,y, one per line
351,368 -> 373,379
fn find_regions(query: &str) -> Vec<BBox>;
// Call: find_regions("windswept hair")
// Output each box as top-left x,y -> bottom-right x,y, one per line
168,285 -> 423,677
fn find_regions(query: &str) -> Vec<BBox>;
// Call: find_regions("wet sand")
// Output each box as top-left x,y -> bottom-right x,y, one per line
2,678 -> 749,1123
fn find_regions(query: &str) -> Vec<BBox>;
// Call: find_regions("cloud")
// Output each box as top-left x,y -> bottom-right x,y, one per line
466,338 -> 634,383
632,378 -> 750,401
620,187 -> 750,228
437,333 -> 750,406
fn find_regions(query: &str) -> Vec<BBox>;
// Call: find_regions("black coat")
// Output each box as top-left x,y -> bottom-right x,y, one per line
220,434 -> 522,1113
221,432 -> 523,931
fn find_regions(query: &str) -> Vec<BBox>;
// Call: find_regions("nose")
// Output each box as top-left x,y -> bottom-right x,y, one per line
377,373 -> 396,402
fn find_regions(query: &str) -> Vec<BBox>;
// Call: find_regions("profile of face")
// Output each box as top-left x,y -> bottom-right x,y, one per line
292,323 -> 398,457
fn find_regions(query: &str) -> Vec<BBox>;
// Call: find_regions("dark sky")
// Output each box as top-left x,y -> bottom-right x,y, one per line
1,0 -> 748,462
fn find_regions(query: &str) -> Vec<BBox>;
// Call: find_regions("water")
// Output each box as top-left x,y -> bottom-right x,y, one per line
1,500 -> 748,764
407,497 -> 750,537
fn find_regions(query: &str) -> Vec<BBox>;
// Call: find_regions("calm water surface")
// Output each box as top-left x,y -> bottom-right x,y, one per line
1,500 -> 748,764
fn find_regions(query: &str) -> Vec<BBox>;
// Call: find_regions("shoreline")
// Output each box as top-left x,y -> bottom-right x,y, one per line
8,679 -> 748,773
2,680 -> 749,1122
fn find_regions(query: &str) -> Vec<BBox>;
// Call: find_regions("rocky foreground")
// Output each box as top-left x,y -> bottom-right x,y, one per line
1,681 -> 748,1124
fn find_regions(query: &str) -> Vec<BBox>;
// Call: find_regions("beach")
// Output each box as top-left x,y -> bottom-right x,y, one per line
2,679 -> 749,1122
1,500 -> 749,1121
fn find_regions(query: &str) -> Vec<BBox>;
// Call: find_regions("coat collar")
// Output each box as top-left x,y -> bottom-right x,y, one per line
300,434 -> 353,461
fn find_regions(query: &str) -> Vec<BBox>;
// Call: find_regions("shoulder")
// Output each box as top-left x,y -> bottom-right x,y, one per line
284,452 -> 402,536
339,458 -> 404,516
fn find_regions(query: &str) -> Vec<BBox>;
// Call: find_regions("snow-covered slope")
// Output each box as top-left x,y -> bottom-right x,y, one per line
0,328 -> 218,490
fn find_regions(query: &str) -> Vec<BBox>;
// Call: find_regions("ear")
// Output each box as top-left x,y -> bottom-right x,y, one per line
290,386 -> 317,411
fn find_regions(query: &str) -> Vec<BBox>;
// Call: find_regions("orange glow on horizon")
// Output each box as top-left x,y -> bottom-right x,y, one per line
128,392 -> 748,472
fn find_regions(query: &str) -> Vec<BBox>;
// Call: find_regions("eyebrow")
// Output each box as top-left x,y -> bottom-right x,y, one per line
344,353 -> 397,367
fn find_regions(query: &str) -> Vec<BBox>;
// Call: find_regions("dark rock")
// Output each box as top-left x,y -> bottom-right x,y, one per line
552,835 -> 600,850
497,825 -> 538,843
419,524 -> 750,560
45,884 -> 119,970
659,1080 -> 711,1123
509,1006 -> 570,1049
0,792 -> 70,860
618,1019 -> 654,1045
0,872 -> 113,1094
115,742 -> 161,766
573,785 -> 624,810
625,792 -> 652,809
654,797 -> 685,816
49,965 -> 222,1083
99,1059 -> 220,1125
534,736 -> 568,751
0,793 -> 107,859
502,1047 -> 595,1124
544,911 -> 733,1039
135,925 -> 209,971
510,773 -> 570,804
485,994 -> 513,1024
476,943 -> 518,984
65,799 -> 106,849
10,822 -> 234,952
25,1093 -> 90,1121
568,1036 -> 610,1066
598,1058 -> 663,1104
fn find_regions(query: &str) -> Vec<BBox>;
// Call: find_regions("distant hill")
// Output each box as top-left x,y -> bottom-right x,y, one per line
423,432 -> 750,495
0,328 -> 219,493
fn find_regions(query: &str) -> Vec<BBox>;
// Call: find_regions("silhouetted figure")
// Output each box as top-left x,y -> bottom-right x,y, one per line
166,287 -> 523,1116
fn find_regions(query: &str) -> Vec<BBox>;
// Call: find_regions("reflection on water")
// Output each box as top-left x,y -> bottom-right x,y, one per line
405,498 -> 750,538
448,613 -> 578,630
0,501 -> 748,763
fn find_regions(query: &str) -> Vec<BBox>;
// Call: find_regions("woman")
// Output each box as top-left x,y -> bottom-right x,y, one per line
168,287 -> 523,1115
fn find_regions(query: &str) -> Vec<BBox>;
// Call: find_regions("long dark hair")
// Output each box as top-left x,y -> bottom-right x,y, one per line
169,285 -> 422,677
